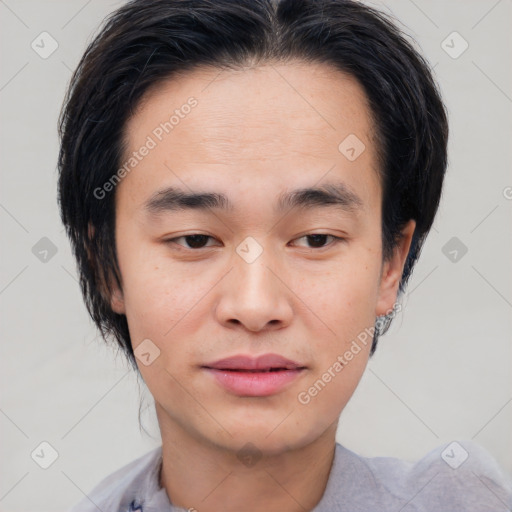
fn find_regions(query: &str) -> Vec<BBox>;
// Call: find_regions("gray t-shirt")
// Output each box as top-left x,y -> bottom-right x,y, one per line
70,440 -> 512,511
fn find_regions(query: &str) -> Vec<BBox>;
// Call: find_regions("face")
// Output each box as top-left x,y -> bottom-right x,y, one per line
108,61 -> 414,455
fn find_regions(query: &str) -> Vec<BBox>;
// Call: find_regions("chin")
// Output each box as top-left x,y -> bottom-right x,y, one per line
206,417 -> 321,457
210,432 -> 308,459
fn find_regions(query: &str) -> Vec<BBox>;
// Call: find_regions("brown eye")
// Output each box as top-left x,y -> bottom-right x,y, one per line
293,234 -> 344,249
166,234 -> 216,249
305,234 -> 330,248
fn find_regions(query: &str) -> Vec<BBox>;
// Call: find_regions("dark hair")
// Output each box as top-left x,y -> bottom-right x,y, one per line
57,0 -> 448,367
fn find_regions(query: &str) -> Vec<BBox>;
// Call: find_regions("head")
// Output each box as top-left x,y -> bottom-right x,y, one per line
58,0 -> 447,453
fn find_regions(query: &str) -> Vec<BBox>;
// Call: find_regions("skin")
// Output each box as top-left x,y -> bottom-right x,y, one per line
107,61 -> 415,511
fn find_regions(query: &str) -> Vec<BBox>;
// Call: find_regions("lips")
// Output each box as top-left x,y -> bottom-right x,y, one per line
201,353 -> 307,397
202,353 -> 306,372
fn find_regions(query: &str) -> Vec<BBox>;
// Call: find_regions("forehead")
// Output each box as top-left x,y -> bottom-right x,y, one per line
118,60 -> 381,218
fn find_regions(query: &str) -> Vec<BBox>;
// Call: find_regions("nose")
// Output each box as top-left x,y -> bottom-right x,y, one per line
215,245 -> 293,333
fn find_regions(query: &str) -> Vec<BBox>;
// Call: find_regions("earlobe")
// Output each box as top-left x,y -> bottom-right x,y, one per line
110,287 -> 126,315
375,219 -> 416,317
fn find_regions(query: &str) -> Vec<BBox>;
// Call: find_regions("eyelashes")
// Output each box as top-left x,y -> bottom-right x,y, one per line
164,233 -> 346,251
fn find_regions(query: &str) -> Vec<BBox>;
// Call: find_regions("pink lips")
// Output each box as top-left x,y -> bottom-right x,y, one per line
202,354 -> 306,397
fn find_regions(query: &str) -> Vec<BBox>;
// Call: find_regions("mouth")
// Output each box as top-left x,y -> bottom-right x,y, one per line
201,353 -> 307,396
206,367 -> 303,372
202,353 -> 306,371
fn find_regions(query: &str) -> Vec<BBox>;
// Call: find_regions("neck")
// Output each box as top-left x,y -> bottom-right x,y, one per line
156,404 -> 337,512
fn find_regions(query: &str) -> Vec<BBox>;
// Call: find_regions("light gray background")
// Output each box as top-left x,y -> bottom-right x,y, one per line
1,0 -> 511,510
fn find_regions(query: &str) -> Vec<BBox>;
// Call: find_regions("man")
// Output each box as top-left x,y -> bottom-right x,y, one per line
58,0 -> 512,510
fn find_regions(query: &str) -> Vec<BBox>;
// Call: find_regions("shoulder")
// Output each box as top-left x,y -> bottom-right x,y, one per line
316,440 -> 512,512
68,446 -> 163,512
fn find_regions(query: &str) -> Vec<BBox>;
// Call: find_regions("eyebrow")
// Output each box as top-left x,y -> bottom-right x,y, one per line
143,182 -> 364,218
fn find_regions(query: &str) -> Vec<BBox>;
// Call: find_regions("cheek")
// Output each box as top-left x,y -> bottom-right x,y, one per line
115,238 -> 209,342
290,248 -> 379,393
293,327 -> 371,442
292,249 -> 381,335
123,269 -> 209,342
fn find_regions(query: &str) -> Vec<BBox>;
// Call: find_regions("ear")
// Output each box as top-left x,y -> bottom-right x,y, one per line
87,222 -> 126,315
375,219 -> 416,317
109,286 -> 126,315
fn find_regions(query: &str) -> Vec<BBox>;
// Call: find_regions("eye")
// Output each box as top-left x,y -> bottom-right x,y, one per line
165,233 -> 345,251
165,234 -> 218,250
292,233 -> 345,249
